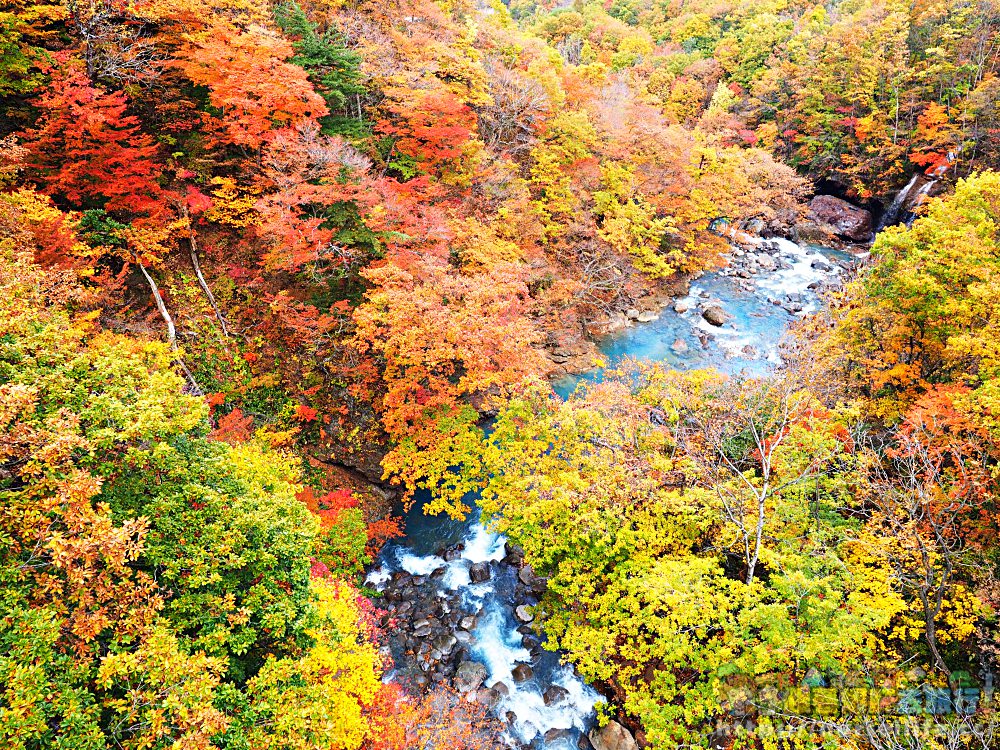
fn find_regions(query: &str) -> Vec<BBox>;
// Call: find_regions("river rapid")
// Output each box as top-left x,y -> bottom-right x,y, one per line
366,237 -> 855,749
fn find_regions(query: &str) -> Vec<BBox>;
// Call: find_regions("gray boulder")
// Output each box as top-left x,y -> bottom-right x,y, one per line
454,661 -> 488,693
589,720 -> 639,750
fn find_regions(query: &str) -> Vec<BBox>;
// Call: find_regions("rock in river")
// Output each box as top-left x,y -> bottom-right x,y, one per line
512,662 -> 534,682
469,562 -> 490,583
544,684 -> 570,705
514,604 -> 534,623
701,305 -> 729,327
454,661 -> 488,693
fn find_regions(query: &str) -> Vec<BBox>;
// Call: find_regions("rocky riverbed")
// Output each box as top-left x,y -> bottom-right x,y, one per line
369,512 -> 604,749
550,237 -> 856,394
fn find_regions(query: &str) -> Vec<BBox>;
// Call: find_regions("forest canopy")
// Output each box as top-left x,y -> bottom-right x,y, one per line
1,0 -> 999,748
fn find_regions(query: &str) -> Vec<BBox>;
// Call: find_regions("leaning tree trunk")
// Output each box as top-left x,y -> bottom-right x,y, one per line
180,205 -> 230,338
138,261 -> 202,395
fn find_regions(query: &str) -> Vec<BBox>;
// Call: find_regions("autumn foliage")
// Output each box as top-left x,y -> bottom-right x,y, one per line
4,0 -> 1000,747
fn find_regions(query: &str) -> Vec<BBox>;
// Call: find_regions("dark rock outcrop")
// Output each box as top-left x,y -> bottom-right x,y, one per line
800,195 -> 873,244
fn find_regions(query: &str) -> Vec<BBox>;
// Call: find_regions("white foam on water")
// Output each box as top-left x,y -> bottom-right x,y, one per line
756,238 -> 840,312
365,566 -> 391,588
442,562 -> 471,590
390,526 -> 503,592
692,315 -> 756,357
501,665 -> 604,743
462,523 -> 506,563
395,550 -> 444,576
471,603 -> 603,744
472,605 -> 531,683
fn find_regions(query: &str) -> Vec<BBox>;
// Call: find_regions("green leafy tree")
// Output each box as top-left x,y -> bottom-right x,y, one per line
274,0 -> 367,137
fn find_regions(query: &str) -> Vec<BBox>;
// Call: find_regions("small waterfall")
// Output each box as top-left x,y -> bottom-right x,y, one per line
878,172 -> 922,230
879,151 -> 957,230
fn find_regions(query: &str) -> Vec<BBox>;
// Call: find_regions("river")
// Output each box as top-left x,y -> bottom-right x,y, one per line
366,237 -> 852,749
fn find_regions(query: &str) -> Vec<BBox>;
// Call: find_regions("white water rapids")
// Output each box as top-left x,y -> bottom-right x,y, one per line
368,520 -> 603,748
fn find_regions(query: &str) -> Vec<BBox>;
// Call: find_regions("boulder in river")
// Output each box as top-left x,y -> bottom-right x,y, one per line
469,562 -> 490,583
514,604 -> 534,623
544,685 -> 570,705
701,305 -> 729,327
805,195 -> 873,243
636,310 -> 657,323
459,615 -> 477,631
545,728 -> 573,744
512,662 -> 534,682
589,720 -> 639,750
454,661 -> 488,693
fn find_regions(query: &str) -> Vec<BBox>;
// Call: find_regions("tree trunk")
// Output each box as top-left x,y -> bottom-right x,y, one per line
138,261 -> 176,346
138,261 -> 202,395
182,205 -> 230,337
